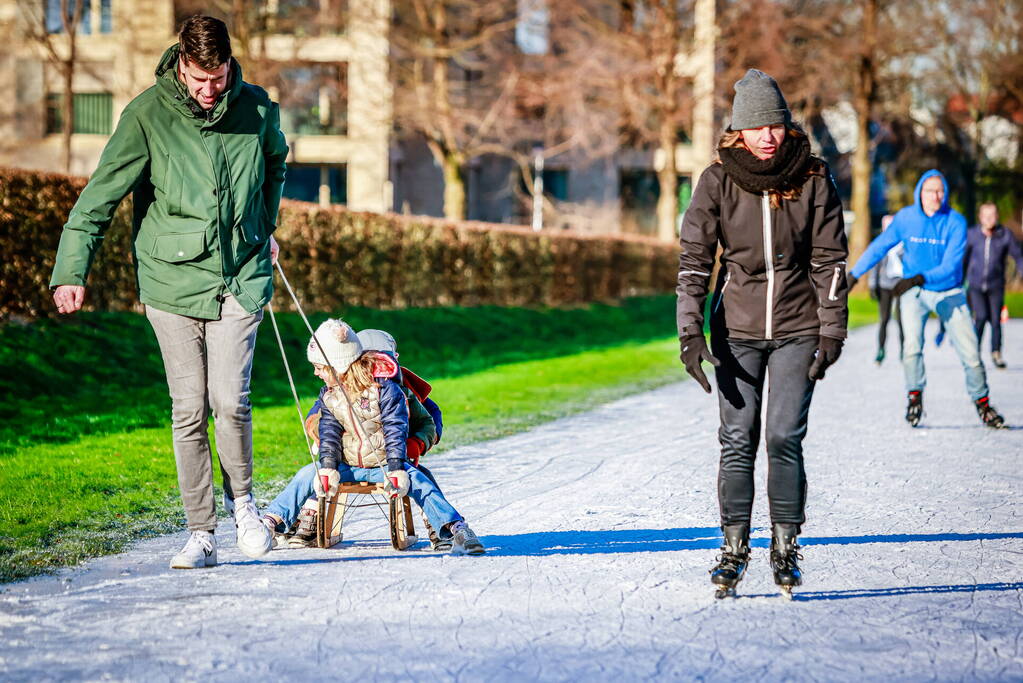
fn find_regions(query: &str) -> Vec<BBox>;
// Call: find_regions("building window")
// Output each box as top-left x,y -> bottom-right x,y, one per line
269,0 -> 346,36
277,63 -> 347,136
45,92 -> 113,135
46,0 -> 112,35
283,164 -> 347,205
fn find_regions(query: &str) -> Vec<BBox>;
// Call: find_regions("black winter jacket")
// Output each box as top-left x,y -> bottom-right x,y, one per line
676,161 -> 849,341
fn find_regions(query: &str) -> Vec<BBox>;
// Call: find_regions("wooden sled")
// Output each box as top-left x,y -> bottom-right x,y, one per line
316,481 -> 418,551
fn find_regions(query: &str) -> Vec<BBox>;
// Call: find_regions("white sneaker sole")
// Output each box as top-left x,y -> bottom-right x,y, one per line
169,550 -> 217,570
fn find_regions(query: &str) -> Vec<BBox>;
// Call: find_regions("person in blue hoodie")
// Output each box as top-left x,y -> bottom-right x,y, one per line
849,170 -> 1005,428
964,203 -> 1023,369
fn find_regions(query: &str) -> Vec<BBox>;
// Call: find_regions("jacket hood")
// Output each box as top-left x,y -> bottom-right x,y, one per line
913,169 -> 950,217
154,44 -> 243,125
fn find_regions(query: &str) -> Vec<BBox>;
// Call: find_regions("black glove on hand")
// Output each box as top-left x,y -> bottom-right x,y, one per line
848,274 -> 859,290
808,335 -> 844,381
679,334 -> 720,393
891,274 -> 925,297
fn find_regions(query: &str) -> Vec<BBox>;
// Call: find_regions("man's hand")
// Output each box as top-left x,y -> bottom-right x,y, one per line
891,274 -> 925,297
269,235 -> 280,265
385,469 -> 410,499
53,285 -> 85,315
679,334 -> 720,394
808,336 -> 844,381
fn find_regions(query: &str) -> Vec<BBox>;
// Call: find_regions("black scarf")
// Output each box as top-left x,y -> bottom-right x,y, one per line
718,135 -> 812,194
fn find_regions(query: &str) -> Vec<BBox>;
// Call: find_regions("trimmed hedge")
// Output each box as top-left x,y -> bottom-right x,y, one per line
0,167 -> 677,319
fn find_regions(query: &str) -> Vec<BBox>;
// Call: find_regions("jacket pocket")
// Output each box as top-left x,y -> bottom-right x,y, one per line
239,212 -> 268,245
150,231 -> 207,263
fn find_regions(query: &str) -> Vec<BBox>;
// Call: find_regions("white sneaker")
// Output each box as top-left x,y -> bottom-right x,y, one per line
233,493 -> 273,559
449,521 -> 485,556
170,531 -> 217,569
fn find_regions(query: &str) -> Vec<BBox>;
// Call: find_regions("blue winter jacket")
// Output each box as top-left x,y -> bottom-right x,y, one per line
851,170 -> 968,292
316,378 -> 408,472
964,224 -> 1023,292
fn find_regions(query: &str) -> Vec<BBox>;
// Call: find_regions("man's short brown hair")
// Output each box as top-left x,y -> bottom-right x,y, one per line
178,15 -> 232,71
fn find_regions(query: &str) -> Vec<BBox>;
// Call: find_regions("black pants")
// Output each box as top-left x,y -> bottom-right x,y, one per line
711,335 -> 817,529
968,287 -> 1005,353
876,287 -> 904,354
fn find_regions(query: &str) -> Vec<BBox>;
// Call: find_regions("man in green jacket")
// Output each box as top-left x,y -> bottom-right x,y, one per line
50,16 -> 287,569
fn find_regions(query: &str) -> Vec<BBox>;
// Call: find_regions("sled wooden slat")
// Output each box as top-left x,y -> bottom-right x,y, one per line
316,482 -> 417,551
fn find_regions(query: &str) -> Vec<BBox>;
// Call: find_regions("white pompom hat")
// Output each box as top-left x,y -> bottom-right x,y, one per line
307,318 -> 364,373
356,328 -> 397,354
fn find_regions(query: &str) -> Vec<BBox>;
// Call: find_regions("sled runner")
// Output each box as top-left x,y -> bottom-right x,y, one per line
316,482 -> 418,551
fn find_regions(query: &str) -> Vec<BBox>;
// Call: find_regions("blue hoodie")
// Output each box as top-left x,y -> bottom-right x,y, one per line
851,170 -> 967,291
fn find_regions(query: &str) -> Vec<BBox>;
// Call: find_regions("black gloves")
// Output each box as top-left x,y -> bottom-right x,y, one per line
847,274 -> 859,290
891,274 -> 925,297
808,335 -> 844,381
680,334 -> 720,393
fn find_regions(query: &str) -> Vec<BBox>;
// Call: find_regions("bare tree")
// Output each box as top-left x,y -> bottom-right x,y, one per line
19,0 -> 88,173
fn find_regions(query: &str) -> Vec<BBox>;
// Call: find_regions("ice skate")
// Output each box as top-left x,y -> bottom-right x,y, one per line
975,396 -> 1006,429
992,351 -> 1006,369
710,524 -> 749,600
169,531 -> 217,569
905,390 -> 923,427
770,523 -> 802,599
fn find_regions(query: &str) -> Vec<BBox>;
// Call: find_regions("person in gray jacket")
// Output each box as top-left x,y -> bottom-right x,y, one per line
868,214 -> 905,364
676,69 -> 849,598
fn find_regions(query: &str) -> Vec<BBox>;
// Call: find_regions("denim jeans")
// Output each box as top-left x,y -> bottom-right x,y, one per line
900,287 -> 988,400
711,335 -> 817,528
146,294 -> 262,531
265,462 -> 462,536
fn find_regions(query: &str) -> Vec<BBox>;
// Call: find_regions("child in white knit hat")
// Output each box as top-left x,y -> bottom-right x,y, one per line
261,318 -> 484,555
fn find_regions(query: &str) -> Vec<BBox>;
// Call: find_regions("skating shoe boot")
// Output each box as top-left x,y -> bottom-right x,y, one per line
992,351 -> 1007,369
170,530 -> 217,569
975,396 -> 1006,429
906,390 -> 923,427
423,516 -> 451,552
233,493 -> 273,559
449,521 -> 485,555
770,523 -> 803,595
874,348 -> 885,365
710,523 -> 750,599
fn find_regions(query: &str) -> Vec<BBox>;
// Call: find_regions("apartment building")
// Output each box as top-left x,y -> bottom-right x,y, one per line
0,0 -> 391,212
0,0 -> 714,238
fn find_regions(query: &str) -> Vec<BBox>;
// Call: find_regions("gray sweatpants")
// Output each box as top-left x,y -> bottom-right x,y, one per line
146,294 -> 262,531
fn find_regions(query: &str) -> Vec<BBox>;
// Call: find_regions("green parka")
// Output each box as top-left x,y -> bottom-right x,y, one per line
50,45 -> 288,319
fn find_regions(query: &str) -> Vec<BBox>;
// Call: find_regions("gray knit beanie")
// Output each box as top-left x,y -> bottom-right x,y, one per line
730,69 -> 791,130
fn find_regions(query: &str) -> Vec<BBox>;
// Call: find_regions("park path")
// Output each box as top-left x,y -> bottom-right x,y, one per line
1,322 -> 1021,682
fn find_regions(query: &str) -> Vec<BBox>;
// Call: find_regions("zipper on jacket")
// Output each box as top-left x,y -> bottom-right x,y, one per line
761,192 -> 775,339
828,266 -> 841,301
713,270 -> 731,313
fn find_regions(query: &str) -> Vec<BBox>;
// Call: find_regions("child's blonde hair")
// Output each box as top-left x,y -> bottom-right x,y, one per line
336,354 -> 376,397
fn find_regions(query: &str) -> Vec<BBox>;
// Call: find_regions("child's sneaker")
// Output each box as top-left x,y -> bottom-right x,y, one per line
283,499 -> 319,548
449,521 -> 485,556
423,516 -> 452,552
233,493 -> 272,558
261,513 -> 285,550
169,531 -> 217,569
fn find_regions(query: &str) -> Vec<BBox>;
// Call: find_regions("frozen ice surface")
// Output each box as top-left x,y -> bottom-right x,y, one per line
2,323 -> 1021,681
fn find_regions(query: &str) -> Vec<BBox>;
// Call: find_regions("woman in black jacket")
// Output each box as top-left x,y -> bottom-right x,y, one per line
676,69 -> 849,598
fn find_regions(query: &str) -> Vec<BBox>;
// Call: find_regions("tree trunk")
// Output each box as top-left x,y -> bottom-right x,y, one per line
849,0 -> 877,276
441,152 -> 466,220
656,129 -> 678,242
61,62 -> 73,173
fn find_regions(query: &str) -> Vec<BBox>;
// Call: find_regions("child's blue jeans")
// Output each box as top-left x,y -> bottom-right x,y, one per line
265,462 -> 462,537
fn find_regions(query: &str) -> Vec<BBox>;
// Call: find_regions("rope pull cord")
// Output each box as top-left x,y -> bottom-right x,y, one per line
270,261 -> 397,490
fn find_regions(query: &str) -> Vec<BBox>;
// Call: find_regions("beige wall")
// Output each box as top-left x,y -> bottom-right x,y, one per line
0,0 -> 393,212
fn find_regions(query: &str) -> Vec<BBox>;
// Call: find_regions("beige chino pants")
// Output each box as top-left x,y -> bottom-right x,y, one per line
146,294 -> 262,531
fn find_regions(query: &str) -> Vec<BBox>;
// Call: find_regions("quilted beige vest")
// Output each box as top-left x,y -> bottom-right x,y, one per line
321,384 -> 389,468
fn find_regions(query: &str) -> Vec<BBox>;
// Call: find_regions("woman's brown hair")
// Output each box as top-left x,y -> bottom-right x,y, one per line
716,127 -> 825,208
